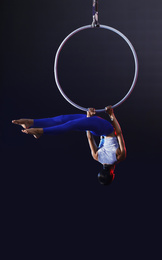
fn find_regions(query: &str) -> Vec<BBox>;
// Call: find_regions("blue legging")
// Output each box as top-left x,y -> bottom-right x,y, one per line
33,114 -> 114,136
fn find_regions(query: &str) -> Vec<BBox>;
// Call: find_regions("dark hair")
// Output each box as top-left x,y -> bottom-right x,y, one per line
98,165 -> 115,185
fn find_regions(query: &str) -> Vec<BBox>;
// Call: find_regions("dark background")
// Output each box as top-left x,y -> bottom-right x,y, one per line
1,0 -> 162,258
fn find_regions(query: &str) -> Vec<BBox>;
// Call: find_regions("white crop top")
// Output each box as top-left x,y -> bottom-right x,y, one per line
97,136 -> 119,165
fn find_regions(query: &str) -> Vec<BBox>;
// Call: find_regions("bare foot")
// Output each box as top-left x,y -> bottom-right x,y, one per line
21,128 -> 43,139
12,119 -> 34,129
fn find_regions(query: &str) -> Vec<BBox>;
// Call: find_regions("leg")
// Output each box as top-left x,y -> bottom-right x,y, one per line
21,116 -> 114,138
43,116 -> 114,136
21,116 -> 90,138
12,114 -> 86,129
33,114 -> 86,128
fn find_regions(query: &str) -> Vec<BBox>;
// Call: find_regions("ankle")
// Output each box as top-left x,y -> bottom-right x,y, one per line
37,128 -> 43,134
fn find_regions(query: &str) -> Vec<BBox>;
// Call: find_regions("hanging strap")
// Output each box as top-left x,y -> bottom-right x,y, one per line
92,0 -> 100,27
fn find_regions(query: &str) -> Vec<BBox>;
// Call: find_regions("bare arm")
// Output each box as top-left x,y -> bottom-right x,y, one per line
86,131 -> 98,161
105,106 -> 127,161
86,108 -> 98,161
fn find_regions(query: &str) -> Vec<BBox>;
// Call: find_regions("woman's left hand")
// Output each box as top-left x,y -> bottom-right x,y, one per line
87,108 -> 96,117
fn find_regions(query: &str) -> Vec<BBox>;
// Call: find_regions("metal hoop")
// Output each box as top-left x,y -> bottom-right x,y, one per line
54,25 -> 139,112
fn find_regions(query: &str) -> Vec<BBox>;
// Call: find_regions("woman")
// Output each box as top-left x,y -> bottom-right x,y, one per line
12,106 -> 126,185
86,107 -> 126,185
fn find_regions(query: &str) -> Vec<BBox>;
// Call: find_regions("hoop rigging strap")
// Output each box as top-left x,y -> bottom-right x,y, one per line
92,0 -> 100,27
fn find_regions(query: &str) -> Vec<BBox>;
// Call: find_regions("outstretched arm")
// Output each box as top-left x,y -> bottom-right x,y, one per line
86,108 -> 98,161
105,106 -> 127,162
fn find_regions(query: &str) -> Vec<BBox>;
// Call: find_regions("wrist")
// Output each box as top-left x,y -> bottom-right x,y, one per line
86,130 -> 91,135
108,112 -> 114,120
109,115 -> 114,121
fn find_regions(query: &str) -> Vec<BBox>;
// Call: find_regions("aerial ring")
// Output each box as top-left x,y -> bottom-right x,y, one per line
54,24 -> 139,112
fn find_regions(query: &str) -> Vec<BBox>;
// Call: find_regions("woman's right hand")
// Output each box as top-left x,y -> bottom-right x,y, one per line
87,108 -> 96,117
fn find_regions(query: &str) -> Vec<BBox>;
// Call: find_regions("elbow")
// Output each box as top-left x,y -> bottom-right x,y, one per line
122,149 -> 127,160
92,152 -> 98,161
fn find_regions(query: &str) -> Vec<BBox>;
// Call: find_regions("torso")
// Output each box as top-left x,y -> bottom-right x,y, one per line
97,132 -> 120,165
106,131 -> 121,162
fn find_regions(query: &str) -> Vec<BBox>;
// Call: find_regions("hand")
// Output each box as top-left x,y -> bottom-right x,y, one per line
105,106 -> 114,117
87,108 -> 96,117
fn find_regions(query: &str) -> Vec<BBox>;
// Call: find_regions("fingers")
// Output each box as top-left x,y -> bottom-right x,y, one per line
88,107 -> 95,111
105,106 -> 114,116
105,105 -> 112,111
87,108 -> 96,117
88,108 -> 96,114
